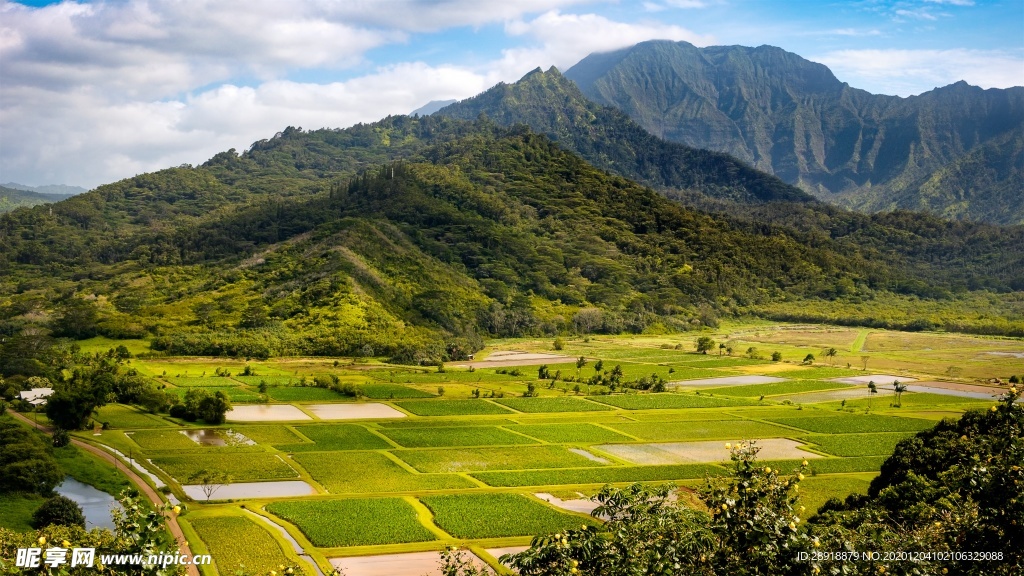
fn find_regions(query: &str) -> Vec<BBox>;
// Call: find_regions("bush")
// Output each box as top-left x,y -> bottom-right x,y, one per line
31,495 -> 85,529
553,338 -> 565,351
51,428 -> 70,448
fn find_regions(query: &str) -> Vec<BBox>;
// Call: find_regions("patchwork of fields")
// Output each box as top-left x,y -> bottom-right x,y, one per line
64,327 -> 1016,575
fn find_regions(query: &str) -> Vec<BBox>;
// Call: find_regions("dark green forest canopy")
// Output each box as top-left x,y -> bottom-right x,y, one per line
1,120 -> 1022,360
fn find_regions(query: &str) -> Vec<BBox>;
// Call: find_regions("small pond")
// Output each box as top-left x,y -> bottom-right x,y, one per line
180,429 -> 255,446
55,477 -> 120,530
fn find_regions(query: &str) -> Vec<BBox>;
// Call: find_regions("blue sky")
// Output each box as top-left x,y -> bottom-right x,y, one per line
1,0 -> 1022,188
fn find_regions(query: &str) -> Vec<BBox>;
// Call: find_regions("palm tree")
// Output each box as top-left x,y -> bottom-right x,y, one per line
825,347 -> 838,366
893,380 -> 907,408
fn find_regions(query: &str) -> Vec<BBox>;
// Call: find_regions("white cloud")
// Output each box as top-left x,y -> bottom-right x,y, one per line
815,48 -> 1024,96
923,0 -> 975,6
894,8 -> 938,21
828,28 -> 882,37
503,9 -> 714,71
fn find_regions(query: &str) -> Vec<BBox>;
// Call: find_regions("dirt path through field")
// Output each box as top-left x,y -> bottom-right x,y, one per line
7,411 -> 200,576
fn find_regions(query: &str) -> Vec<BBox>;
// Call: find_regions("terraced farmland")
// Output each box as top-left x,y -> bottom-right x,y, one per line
66,329 -> 1008,574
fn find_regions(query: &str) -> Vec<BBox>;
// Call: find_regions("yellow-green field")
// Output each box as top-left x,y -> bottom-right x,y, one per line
55,323 -> 1020,575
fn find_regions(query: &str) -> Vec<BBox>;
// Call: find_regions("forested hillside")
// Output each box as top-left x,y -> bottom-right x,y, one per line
1,120 -> 1023,369
565,40 -> 1024,224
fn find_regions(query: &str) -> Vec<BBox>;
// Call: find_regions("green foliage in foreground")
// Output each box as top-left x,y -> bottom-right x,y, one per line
421,493 -> 598,538
266,498 -> 435,547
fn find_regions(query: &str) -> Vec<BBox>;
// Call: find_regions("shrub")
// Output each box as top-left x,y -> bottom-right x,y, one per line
31,495 -> 85,529
51,428 -> 70,448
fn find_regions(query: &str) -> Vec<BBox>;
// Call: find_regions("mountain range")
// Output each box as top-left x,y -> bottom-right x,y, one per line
562,40 -> 1024,225
0,185 -> 77,214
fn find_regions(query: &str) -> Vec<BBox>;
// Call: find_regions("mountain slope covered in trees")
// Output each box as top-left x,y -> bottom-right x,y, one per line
1,120 -> 1023,367
564,40 -> 1024,224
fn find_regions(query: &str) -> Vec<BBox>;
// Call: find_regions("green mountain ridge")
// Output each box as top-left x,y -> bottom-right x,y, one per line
2,118 -> 1023,366
564,40 -> 1024,225
0,185 -> 75,214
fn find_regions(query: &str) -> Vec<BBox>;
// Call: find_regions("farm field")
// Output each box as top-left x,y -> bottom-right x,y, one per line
52,325 -> 1020,575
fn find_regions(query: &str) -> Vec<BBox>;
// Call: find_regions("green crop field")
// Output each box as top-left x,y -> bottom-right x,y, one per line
805,432 -> 916,457
379,425 -> 537,448
166,376 -> 240,387
278,424 -> 391,451
420,494 -> 597,538
608,420 -> 799,441
234,375 -> 300,386
264,386 -> 347,402
394,399 -> 515,416
170,386 -> 262,403
589,393 -> 754,410
94,404 -> 172,428
494,397 -> 613,413
151,453 -> 297,482
800,474 -> 874,514
395,445 -> 608,473
229,426 -> 306,445
361,383 -> 435,399
291,451 -> 476,493
266,498 -> 436,547
766,414 -> 935,434
473,463 -> 728,487
704,381 -> 854,397
127,429 -> 203,450
769,368 -> 865,379
759,456 -> 888,475
505,423 -> 634,443
189,516 -> 293,574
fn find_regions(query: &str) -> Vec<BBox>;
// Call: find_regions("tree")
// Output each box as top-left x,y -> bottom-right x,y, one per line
198,390 -> 231,424
31,495 -> 86,529
188,469 -> 232,502
553,338 -> 565,351
695,336 -> 715,354
867,380 -> 877,411
824,347 -> 838,366
576,356 -> 587,379
802,353 -> 815,365
538,365 -> 550,380
50,298 -> 99,339
718,343 -> 726,356
861,355 -> 869,370
892,380 -> 907,407
0,419 -> 63,494
771,351 -> 782,362
51,428 -> 70,448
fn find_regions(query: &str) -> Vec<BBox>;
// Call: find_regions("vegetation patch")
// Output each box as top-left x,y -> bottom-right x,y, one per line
264,386 -> 346,402
759,456 -> 888,475
495,397 -> 613,413
394,399 -> 515,416
395,445 -> 608,473
800,474 -> 873,514
93,404 -> 171,428
0,493 -> 44,532
167,376 -> 239,387
379,426 -> 537,448
291,452 -> 475,493
189,516 -> 293,574
171,386 -> 261,403
505,423 -> 634,443
229,426 -> 306,445
152,453 -> 297,482
420,494 -> 597,538
266,498 -> 435,547
589,394 -> 753,410
473,464 -> 727,487
278,424 -> 390,451
361,383 -> 435,399
54,445 -> 133,496
769,368 -> 865,379
609,420 -> 798,441
766,414 -> 934,434
804,432 -> 916,457
127,430 -> 202,450
703,380 -> 854,397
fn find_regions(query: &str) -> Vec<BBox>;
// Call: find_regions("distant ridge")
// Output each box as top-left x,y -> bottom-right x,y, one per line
411,99 -> 457,116
3,182 -> 88,196
565,40 -> 1024,225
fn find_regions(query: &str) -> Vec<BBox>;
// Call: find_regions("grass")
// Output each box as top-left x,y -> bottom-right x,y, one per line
703,381 -> 854,397
395,445 -> 608,473
267,498 -> 436,547
805,432 -> 916,457
505,423 -> 634,443
229,426 -> 306,445
0,493 -> 44,531
394,399 -> 515,416
264,386 -> 347,402
494,397 -> 613,413
170,386 -> 263,403
54,445 -> 133,496
769,367 -> 865,379
291,452 -> 476,493
379,426 -> 537,448
278,424 -> 391,451
800,474 -> 874,514
93,404 -> 171,428
166,376 -> 240,387
189,516 -> 293,574
128,430 -> 203,450
420,494 -> 597,538
473,464 -> 728,487
589,394 -> 754,410
608,420 -> 799,441
361,383 -> 435,399
765,415 -> 935,434
151,453 -> 297,482
758,456 -> 888,475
